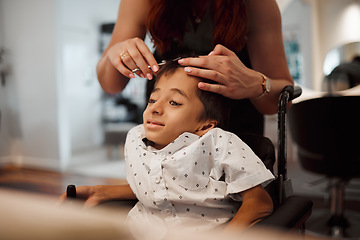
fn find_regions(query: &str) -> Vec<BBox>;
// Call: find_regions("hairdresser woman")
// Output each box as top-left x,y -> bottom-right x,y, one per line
96,0 -> 293,136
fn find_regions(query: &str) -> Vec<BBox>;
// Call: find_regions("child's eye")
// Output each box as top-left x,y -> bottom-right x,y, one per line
148,98 -> 156,104
170,100 -> 182,106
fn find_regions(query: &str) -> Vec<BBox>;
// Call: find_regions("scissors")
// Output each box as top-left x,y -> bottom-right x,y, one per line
131,57 -> 181,73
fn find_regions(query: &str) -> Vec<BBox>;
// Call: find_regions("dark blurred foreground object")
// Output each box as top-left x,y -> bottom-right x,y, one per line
0,189 -> 133,240
0,188 -> 317,240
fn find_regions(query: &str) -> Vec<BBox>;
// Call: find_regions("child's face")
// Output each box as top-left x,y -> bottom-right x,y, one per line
143,68 -> 211,149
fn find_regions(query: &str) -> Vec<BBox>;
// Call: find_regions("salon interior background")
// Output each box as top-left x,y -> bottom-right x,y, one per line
0,0 -> 360,172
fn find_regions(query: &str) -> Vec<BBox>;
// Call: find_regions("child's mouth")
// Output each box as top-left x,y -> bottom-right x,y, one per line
147,120 -> 165,127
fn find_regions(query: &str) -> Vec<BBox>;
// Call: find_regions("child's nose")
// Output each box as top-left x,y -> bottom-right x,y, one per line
150,101 -> 163,115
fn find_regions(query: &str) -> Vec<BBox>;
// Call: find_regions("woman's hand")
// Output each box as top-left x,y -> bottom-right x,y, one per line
178,44 -> 263,100
106,37 -> 159,80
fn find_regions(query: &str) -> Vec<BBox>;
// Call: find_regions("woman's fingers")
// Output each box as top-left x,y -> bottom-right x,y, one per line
180,55 -> 230,84
109,38 -> 158,80
178,45 -> 250,100
185,66 -> 232,97
179,57 -> 216,76
198,81 -> 228,96
110,50 -> 135,78
136,39 -> 159,73
119,50 -> 140,76
126,38 -> 158,80
184,66 -> 226,84
210,44 -> 236,57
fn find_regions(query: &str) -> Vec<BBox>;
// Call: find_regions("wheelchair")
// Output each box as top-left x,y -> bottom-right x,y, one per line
66,85 -> 313,234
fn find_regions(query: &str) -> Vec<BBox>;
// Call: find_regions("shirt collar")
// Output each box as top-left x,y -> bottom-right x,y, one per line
139,125 -> 200,154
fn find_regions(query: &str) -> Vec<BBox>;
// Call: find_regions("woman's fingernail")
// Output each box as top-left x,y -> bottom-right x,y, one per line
184,67 -> 192,73
153,65 -> 159,72
208,51 -> 214,56
129,73 -> 136,78
147,73 -> 153,80
178,59 -> 184,64
198,82 -> 205,88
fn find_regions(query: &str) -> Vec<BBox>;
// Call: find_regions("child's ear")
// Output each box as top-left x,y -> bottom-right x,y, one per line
195,120 -> 218,136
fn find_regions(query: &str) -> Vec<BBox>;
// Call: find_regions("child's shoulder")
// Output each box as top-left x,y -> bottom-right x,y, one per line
126,124 -> 145,140
129,124 -> 144,133
207,127 -> 234,137
205,127 -> 243,143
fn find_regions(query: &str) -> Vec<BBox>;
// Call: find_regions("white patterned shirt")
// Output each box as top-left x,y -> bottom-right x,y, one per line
125,125 -> 274,239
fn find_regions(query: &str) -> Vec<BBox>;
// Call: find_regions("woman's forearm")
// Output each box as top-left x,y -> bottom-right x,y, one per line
95,0 -> 151,94
246,0 -> 294,115
250,77 -> 293,115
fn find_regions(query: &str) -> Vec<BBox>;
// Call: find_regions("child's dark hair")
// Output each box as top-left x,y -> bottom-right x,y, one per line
153,59 -> 230,130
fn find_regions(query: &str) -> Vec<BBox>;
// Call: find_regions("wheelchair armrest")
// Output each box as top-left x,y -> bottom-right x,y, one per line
255,195 -> 313,230
291,86 -> 302,101
281,85 -> 302,102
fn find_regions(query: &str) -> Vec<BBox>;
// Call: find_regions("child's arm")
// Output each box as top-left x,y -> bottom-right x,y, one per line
225,185 -> 273,230
58,184 -> 137,208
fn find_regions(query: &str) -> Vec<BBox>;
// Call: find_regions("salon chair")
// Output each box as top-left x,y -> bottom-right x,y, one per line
288,95 -> 360,239
66,86 -> 313,233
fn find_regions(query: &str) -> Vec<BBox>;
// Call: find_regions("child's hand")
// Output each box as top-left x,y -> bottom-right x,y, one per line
57,185 -> 102,208
225,185 -> 273,230
57,184 -> 136,208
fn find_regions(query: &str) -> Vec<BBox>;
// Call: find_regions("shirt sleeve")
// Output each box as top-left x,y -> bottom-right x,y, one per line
219,133 -> 275,195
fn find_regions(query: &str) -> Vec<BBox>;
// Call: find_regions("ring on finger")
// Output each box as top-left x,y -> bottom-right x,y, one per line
120,50 -> 130,60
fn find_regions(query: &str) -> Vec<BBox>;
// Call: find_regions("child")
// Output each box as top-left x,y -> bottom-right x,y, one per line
59,60 -> 274,239
124,60 -> 274,238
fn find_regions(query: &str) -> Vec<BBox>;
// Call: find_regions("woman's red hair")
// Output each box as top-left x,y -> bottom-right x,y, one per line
146,0 -> 248,54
